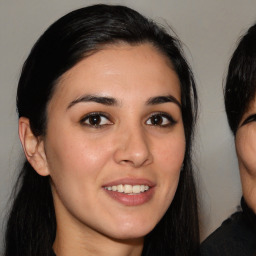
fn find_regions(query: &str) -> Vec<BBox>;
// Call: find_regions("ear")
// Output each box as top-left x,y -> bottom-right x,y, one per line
19,117 -> 50,176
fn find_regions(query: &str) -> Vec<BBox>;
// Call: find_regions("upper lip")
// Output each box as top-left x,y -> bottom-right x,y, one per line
102,178 -> 155,187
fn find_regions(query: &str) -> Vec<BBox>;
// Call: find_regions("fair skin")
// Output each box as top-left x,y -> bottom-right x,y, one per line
19,43 -> 185,256
236,98 -> 256,214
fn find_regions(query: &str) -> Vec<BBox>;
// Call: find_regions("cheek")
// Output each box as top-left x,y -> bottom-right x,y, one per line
154,132 -> 185,196
45,127 -> 113,185
45,130 -> 114,213
157,132 -> 186,168
236,129 -> 256,175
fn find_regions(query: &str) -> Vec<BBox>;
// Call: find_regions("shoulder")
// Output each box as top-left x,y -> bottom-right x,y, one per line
200,211 -> 256,256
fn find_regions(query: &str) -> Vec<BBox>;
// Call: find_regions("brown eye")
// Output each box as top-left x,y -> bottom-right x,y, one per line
146,113 -> 176,127
88,115 -> 101,126
151,115 -> 164,125
81,113 -> 113,127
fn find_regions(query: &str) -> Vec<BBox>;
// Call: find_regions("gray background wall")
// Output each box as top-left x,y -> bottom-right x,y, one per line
1,0 -> 256,252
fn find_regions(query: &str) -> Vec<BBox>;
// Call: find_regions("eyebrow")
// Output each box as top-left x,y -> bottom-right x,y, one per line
241,113 -> 256,126
67,94 -> 119,109
67,94 -> 181,110
146,95 -> 181,108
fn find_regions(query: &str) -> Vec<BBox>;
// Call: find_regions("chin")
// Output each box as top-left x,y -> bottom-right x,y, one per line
106,222 -> 155,241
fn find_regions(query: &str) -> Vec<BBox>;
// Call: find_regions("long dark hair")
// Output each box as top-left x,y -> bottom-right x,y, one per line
4,4 -> 199,256
225,23 -> 256,134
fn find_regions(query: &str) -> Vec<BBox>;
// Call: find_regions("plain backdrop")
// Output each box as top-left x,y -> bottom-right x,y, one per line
1,0 -> 256,252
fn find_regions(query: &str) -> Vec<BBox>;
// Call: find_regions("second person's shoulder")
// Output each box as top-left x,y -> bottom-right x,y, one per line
200,210 -> 255,256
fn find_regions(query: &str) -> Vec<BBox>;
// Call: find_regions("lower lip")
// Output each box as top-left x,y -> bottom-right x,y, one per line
103,188 -> 155,206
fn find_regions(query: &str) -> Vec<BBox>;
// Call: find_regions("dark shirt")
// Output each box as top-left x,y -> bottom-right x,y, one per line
201,198 -> 256,256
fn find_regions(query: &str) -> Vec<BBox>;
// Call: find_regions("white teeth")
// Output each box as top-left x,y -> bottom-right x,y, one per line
132,185 -> 140,194
104,184 -> 150,194
124,184 -> 133,193
117,184 -> 124,192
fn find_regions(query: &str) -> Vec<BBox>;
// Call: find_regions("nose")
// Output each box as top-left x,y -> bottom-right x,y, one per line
113,126 -> 153,168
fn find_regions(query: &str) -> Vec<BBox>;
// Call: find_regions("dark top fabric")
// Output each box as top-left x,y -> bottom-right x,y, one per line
201,198 -> 256,256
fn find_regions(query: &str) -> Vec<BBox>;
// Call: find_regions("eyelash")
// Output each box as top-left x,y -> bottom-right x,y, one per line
80,112 -> 176,129
146,112 -> 177,127
80,112 -> 113,128
242,114 -> 256,126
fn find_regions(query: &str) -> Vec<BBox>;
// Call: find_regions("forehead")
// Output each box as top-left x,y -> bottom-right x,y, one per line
49,43 -> 181,109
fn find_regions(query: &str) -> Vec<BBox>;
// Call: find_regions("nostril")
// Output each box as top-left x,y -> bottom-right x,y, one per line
120,159 -> 133,165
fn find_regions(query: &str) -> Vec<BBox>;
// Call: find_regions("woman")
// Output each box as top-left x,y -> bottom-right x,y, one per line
4,4 -> 199,256
201,23 -> 256,255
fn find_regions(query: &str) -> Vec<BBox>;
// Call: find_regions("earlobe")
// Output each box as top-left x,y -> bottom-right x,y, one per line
19,117 -> 50,176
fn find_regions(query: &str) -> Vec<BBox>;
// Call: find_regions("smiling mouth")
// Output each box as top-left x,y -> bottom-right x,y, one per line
104,184 -> 150,194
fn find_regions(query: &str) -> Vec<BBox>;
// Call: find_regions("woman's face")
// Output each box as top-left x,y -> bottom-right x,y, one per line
42,43 -> 185,240
236,98 -> 256,213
